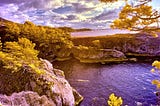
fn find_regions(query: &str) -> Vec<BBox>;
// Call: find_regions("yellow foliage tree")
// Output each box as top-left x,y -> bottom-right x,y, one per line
0,38 -> 40,72
2,20 -> 73,59
110,0 -> 160,31
108,93 -> 123,106
19,21 -> 73,58
4,22 -> 20,35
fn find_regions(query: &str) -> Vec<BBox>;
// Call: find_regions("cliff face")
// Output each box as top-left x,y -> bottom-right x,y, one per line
124,35 -> 160,56
72,33 -> 160,61
0,17 -> 84,106
0,59 -> 83,106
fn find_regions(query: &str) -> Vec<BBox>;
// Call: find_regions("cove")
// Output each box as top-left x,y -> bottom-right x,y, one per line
53,59 -> 160,106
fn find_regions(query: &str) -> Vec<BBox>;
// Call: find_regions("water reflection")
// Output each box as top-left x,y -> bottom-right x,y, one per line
53,59 -> 160,106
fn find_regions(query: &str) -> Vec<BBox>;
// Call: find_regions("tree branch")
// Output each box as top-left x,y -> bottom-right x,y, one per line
134,0 -> 151,7
137,15 -> 160,20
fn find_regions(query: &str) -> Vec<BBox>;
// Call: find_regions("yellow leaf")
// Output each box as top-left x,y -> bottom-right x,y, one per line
152,60 -> 160,69
150,68 -> 155,73
152,80 -> 160,85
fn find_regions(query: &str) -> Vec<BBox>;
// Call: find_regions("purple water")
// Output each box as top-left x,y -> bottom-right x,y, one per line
71,29 -> 139,37
53,59 -> 160,106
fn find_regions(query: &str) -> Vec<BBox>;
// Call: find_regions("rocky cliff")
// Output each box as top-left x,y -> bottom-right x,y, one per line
72,33 -> 160,62
0,59 -> 83,106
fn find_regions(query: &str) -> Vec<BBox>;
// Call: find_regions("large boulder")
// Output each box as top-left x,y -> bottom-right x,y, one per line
0,59 -> 83,106
0,91 -> 55,106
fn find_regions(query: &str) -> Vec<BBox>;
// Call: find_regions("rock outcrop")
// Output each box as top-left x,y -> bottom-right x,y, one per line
124,35 -> 160,57
0,59 -> 83,106
72,33 -> 160,62
72,46 -> 127,63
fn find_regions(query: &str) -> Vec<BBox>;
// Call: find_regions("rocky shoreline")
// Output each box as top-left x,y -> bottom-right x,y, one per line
0,59 -> 83,106
70,33 -> 160,63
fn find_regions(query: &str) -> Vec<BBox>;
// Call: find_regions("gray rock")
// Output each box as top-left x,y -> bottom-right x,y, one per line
40,58 -> 54,73
73,89 -> 83,105
121,35 -> 160,57
0,60 -> 83,106
0,91 -> 55,106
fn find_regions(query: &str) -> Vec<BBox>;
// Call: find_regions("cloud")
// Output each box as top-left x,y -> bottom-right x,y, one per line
0,0 -> 64,9
52,6 -> 73,14
72,3 -> 94,13
0,0 -> 126,29
93,10 -> 119,20
0,0 -> 25,4
63,15 -> 77,20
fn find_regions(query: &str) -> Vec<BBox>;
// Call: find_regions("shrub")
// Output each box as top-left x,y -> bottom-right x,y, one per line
0,38 -> 40,73
151,60 -> 160,88
3,21 -> 73,59
107,93 -> 123,106
92,40 -> 101,48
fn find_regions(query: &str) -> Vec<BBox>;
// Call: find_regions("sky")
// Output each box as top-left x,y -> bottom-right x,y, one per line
0,0 -> 159,29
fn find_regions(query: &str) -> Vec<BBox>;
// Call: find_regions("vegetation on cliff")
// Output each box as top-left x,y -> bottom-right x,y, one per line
1,21 -> 73,60
0,19 -> 130,64
57,27 -> 92,32
0,37 -> 45,73
0,36 -> 82,105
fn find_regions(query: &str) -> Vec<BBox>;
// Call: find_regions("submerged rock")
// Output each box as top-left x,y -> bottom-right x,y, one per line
0,59 -> 83,106
91,97 -> 107,106
73,89 -> 84,105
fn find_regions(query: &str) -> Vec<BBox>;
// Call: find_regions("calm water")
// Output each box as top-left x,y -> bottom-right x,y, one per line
71,29 -> 138,37
53,59 -> 160,106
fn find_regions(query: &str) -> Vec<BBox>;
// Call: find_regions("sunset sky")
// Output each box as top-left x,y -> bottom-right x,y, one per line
0,0 -> 159,29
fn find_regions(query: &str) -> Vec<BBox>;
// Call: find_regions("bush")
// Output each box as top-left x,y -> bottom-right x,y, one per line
151,60 -> 160,88
0,38 -> 41,72
2,21 -> 73,59
92,40 -> 101,48
107,93 -> 123,106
